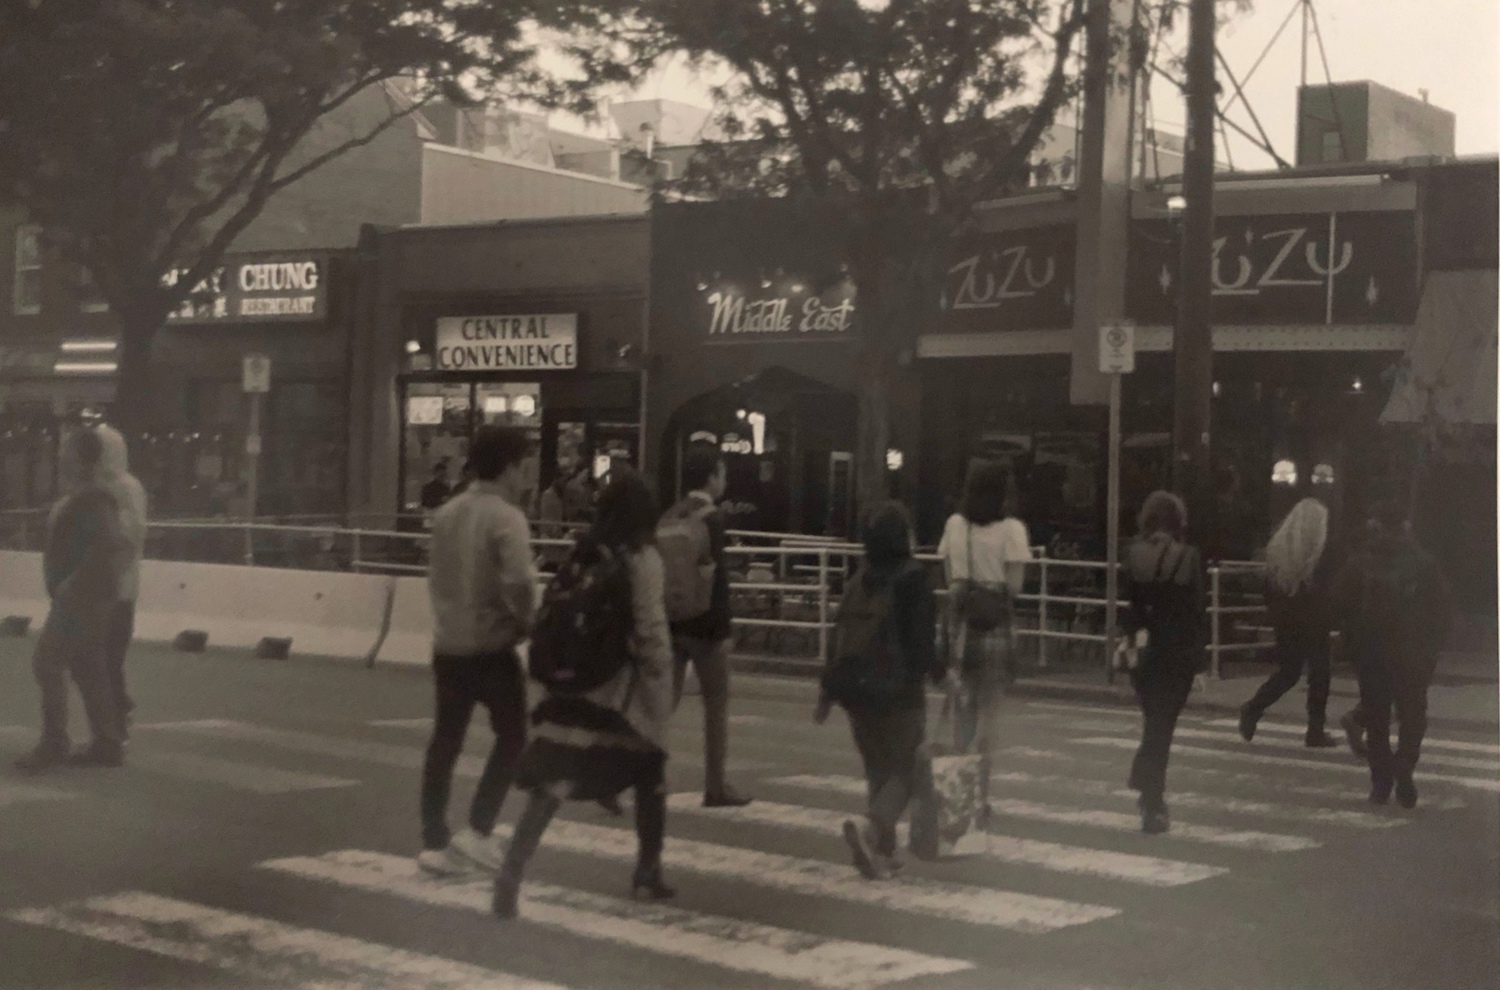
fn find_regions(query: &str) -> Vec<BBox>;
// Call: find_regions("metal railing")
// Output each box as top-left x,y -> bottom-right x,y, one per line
0,515 -> 1270,677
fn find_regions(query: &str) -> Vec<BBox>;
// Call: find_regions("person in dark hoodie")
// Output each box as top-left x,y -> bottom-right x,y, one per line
1121,490 -> 1207,835
1330,497 -> 1453,809
14,427 -> 127,774
1238,496 -> 1340,748
816,501 -> 943,880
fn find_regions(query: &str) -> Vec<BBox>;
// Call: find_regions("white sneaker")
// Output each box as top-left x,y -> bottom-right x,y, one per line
416,847 -> 473,877
449,827 -> 503,874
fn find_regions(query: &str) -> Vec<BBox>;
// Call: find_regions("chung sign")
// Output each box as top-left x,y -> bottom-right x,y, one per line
435,314 -> 579,371
163,252 -> 328,324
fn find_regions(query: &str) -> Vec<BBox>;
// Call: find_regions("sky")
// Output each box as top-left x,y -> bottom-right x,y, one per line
575,0 -> 1499,170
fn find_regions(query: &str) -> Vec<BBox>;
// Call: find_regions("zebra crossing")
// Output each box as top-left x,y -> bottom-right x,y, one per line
4,696 -> 1496,989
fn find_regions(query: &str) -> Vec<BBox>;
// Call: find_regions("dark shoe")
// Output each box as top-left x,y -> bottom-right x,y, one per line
492,873 -> 521,919
630,865 -> 676,901
1341,712 -> 1367,758
1395,774 -> 1418,810
67,745 -> 124,769
1141,807 -> 1171,835
1305,731 -> 1339,749
1369,782 -> 1392,806
842,819 -> 883,880
12,746 -> 68,776
1237,704 -> 1258,742
704,787 -> 751,809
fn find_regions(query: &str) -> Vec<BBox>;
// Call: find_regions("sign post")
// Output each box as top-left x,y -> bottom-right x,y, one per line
1099,321 -> 1135,676
242,354 -> 271,532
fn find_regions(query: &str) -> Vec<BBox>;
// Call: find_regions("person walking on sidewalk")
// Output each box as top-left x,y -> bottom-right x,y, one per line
418,426 -> 538,876
816,502 -> 942,880
1121,491 -> 1208,835
494,472 -> 677,916
936,459 -> 1031,818
1239,497 -> 1339,748
1330,498 -> 1453,809
95,425 -> 147,738
14,427 -> 126,774
659,443 -> 750,808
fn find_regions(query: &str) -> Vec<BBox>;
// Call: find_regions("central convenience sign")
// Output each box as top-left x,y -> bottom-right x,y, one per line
435,314 -> 578,371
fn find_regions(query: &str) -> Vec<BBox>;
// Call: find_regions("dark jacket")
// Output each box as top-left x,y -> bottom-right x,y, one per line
1330,532 -> 1453,675
668,493 -> 733,643
823,560 -> 941,711
1265,549 -> 1336,640
1122,533 -> 1208,677
44,488 -> 121,610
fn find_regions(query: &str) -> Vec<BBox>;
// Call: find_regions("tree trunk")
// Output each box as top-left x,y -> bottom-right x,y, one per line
110,312 -> 159,442
853,346 -> 894,526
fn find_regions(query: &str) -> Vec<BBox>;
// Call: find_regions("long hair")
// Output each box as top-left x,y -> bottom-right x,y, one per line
1264,497 -> 1328,595
1137,490 -> 1188,541
958,459 -> 1007,527
861,501 -> 914,574
588,469 -> 659,552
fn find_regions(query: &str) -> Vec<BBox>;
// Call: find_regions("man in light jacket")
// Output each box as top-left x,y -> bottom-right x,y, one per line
419,425 -> 539,876
96,425 -> 147,736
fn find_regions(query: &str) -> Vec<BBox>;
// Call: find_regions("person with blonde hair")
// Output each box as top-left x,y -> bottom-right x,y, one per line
1120,491 -> 1206,834
1239,497 -> 1339,747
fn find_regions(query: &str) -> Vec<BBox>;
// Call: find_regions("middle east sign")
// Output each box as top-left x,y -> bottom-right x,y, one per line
694,274 -> 856,343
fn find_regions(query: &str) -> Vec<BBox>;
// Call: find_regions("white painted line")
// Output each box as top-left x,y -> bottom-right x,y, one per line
0,781 -> 79,809
728,714 -> 773,726
1168,726 -> 1500,773
128,750 -> 357,795
735,782 -> 1225,886
368,718 -> 434,728
6,892 -> 570,990
133,720 -> 237,731
1023,702 -> 1140,719
263,849 -> 972,989
985,798 -> 1318,852
1000,745 -> 1467,811
1072,736 -> 1500,794
1204,718 -> 1500,757
493,818 -> 1118,933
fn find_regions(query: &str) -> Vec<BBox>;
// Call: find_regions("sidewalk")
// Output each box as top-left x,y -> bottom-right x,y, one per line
729,650 -> 1500,734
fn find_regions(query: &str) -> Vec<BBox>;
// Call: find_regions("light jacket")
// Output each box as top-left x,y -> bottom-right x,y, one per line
96,425 -> 147,603
427,481 -> 538,656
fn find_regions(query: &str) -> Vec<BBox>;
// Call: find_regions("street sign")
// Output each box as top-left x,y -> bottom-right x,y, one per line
1099,321 -> 1136,374
242,354 -> 272,393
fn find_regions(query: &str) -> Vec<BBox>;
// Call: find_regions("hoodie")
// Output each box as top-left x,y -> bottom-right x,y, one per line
95,425 -> 148,602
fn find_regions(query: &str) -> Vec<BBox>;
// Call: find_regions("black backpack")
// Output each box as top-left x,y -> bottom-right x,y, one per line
822,565 -> 914,710
528,541 -> 635,694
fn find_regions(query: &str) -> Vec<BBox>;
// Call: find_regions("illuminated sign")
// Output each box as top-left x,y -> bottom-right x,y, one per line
695,276 -> 855,343
163,252 -> 328,324
435,314 -> 578,371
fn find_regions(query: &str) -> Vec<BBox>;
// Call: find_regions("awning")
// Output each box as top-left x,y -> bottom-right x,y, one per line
1381,269 -> 1498,426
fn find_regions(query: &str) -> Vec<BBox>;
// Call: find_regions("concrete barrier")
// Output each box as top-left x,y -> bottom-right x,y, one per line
0,550 -> 49,630
375,576 -> 433,668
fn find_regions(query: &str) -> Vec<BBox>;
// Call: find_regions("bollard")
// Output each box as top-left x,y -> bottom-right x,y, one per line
242,523 -> 255,567
174,630 -> 209,653
352,530 -> 363,574
256,636 -> 292,660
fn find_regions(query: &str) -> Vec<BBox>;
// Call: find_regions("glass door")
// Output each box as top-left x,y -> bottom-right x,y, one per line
475,382 -> 542,513
401,381 -> 472,519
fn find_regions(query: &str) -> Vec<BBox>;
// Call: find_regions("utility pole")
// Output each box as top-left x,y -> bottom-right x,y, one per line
1172,0 -> 1216,544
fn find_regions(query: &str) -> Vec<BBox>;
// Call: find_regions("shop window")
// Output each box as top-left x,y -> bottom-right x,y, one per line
13,225 -> 41,315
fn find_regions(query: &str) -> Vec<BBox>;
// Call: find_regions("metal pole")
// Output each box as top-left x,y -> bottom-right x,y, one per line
352,530 -> 363,574
1210,565 -> 1222,680
242,522 -> 254,567
1037,556 -> 1050,669
245,391 -> 262,522
1173,0 -> 1217,546
816,548 -> 830,667
1105,373 -> 1122,672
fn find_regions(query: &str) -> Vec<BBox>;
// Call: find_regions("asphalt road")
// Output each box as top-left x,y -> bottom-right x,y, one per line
0,638 -> 1497,990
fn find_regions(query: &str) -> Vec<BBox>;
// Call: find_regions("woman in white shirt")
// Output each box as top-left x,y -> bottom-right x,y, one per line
938,460 -> 1033,815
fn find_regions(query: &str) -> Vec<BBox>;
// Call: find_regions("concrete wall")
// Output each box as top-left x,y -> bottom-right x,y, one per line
419,145 -> 647,226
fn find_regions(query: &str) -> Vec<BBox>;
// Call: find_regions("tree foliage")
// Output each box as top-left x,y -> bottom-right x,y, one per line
0,0 -> 568,431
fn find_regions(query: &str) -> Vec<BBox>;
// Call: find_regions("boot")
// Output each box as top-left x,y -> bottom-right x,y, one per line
1340,711 -> 1367,758
492,791 -> 560,920
13,743 -> 69,776
1237,704 -> 1259,742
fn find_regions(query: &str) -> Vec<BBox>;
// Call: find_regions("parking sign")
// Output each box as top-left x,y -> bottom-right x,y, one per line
1098,321 -> 1135,374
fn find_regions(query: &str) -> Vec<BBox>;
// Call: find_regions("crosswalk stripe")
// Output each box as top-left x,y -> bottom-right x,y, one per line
6,892 -> 570,990
125,751 -> 358,794
493,817 -> 1119,932
1000,746 -> 1467,810
1203,718 -> 1500,757
721,784 -> 1225,886
0,781 -> 78,809
984,797 -> 1318,852
368,718 -> 435,728
263,849 -> 973,989
1167,727 -> 1500,772
1022,702 -> 1139,719
1071,736 -> 1500,793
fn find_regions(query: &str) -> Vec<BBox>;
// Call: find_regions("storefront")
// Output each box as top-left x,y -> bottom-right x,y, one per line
348,215 -> 649,523
645,200 -> 876,536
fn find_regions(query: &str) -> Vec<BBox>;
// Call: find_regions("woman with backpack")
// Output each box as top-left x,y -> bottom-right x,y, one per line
492,471 -> 676,918
1238,496 -> 1340,748
936,460 -> 1032,817
815,502 -> 943,880
1121,491 -> 1208,835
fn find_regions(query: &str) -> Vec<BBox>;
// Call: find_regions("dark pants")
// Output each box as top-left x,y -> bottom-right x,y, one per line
1245,623 -> 1331,732
847,704 -> 925,856
420,652 -> 528,851
33,603 -> 124,755
104,601 -> 137,727
501,754 -> 668,887
1128,667 -> 1196,812
1353,650 -> 1433,791
671,635 -> 732,796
